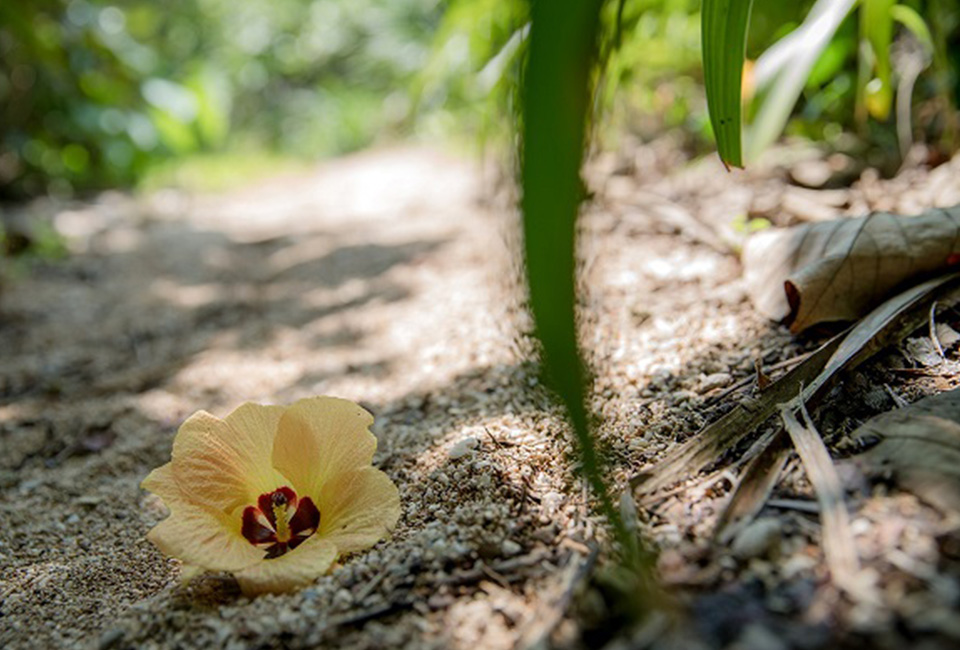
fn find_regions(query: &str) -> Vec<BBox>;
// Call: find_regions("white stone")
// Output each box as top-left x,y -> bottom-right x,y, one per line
730,518 -> 782,560
501,539 -> 522,557
448,437 -> 480,459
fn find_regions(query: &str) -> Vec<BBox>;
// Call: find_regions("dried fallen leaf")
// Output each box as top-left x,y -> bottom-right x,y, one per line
780,402 -> 861,593
853,387 -> 960,516
936,323 -> 960,349
714,433 -> 789,545
744,208 -> 960,333
903,336 -> 943,367
635,273 -> 960,496
703,275 -> 960,548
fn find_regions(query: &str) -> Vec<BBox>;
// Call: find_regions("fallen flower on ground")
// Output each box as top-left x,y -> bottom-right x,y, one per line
142,396 -> 401,595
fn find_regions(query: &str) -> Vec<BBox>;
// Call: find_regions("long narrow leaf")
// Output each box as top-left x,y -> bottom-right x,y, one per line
747,0 -> 856,162
889,4 -> 934,55
521,0 -> 633,557
701,0 -> 755,168
780,403 -> 862,593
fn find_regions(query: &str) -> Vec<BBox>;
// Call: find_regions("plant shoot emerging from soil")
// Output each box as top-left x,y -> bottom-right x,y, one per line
141,397 -> 400,595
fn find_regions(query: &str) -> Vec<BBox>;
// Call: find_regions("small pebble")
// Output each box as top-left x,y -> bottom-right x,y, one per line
731,518 -> 782,560
733,623 -> 788,650
699,372 -> 732,393
20,479 -> 43,492
98,628 -> 125,650
501,539 -> 522,557
448,437 -> 479,460
542,492 -> 563,516
333,588 -> 353,608
428,593 -> 454,610
781,554 -> 817,579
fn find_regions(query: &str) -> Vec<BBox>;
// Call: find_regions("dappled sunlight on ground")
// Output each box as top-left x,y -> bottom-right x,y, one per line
6,144 -> 960,649
0,147 -> 583,649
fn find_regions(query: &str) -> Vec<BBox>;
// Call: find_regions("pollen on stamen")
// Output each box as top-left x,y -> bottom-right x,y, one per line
241,487 -> 321,559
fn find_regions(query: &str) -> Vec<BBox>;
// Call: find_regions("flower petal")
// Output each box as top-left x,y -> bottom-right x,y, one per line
318,467 -> 401,554
146,500 -> 264,572
181,564 -> 204,583
171,406 -> 287,513
143,462 -> 265,572
141,462 -> 181,505
223,402 -> 287,452
271,397 -> 377,500
233,537 -> 337,595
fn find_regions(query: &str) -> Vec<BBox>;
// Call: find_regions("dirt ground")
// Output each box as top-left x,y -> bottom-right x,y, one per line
2,143 -> 959,649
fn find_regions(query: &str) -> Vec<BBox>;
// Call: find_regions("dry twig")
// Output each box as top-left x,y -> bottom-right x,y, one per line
780,400 -> 861,592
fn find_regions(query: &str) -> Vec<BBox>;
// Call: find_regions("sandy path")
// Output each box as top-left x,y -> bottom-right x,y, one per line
1,148 -> 588,649
4,144 -> 960,649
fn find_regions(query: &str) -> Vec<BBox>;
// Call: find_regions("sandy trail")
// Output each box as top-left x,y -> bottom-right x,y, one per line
2,148 -> 590,649
3,144 -> 960,649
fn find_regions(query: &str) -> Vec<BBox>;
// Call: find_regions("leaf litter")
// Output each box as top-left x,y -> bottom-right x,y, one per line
853,387 -> 960,519
635,273 -> 960,498
744,207 -> 960,332
596,142 -> 960,648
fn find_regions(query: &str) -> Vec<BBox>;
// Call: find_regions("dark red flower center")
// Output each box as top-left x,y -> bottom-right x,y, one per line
241,486 -> 320,559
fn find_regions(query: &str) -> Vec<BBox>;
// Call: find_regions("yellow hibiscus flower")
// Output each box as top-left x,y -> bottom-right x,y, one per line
142,397 -> 401,595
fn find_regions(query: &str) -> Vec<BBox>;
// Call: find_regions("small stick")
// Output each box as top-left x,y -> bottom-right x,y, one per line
767,498 -> 820,514
780,399 -> 866,600
354,566 -> 389,604
480,563 -> 511,590
754,356 -> 772,391
706,349 -> 816,405
930,301 -> 947,360
883,384 -> 909,408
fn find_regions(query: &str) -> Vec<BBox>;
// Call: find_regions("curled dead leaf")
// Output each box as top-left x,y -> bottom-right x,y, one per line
744,207 -> 960,333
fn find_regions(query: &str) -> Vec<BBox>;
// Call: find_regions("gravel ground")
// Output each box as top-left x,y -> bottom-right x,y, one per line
2,143 -> 959,649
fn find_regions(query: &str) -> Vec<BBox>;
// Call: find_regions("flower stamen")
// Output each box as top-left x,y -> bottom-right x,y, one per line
241,486 -> 320,559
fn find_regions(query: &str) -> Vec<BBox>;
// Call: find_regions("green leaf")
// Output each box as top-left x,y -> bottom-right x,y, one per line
701,0 -> 756,168
890,4 -> 934,56
745,0 -> 856,162
522,0 -> 602,491
860,0 -> 896,120
521,0 -> 649,578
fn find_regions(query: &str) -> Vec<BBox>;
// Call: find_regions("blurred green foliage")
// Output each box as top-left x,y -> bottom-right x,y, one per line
596,0 -> 706,146
605,0 -> 960,166
3,0 -> 959,201
0,0 -> 446,199
743,0 -> 960,165
417,0 -> 527,140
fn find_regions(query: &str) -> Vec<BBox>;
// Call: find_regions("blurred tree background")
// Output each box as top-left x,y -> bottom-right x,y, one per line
1,0 -> 959,201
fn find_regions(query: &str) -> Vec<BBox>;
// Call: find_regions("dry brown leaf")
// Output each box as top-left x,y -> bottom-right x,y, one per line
780,402 -> 862,594
744,208 -> 960,333
803,274 -> 960,403
631,333 -> 843,495
714,433 -> 789,544
635,274 -> 960,497
853,387 -> 960,516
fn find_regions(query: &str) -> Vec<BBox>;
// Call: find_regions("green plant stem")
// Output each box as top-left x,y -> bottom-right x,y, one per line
520,0 -> 643,569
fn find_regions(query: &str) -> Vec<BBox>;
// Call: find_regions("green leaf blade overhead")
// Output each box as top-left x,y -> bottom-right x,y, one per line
701,0 -> 755,169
